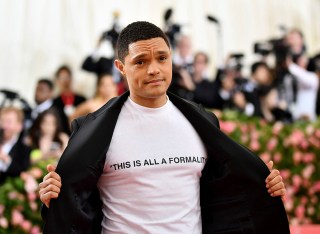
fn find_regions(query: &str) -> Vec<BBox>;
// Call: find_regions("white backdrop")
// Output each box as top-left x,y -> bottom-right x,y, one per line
0,0 -> 320,105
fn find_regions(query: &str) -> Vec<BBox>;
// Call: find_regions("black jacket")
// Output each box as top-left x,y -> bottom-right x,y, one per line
0,137 -> 31,184
42,91 -> 289,234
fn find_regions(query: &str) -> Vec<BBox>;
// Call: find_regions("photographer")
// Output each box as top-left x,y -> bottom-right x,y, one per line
287,54 -> 319,121
212,54 -> 262,117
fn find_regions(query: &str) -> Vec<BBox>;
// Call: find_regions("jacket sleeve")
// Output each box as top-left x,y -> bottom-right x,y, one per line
40,117 -> 84,221
41,115 -> 103,234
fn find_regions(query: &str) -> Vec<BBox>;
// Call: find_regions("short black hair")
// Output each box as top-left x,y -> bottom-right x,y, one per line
38,78 -> 54,90
55,65 -> 72,79
251,61 -> 269,75
116,21 -> 170,63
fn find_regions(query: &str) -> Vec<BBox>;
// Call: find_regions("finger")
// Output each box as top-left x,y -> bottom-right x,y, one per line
270,188 -> 286,197
39,178 -> 62,191
40,191 -> 59,208
43,171 -> 61,183
266,160 -> 273,171
265,169 -> 279,183
266,173 -> 282,188
47,164 -> 56,172
39,183 -> 61,195
268,181 -> 284,194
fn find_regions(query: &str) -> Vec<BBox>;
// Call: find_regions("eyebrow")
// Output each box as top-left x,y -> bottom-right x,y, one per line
131,51 -> 170,60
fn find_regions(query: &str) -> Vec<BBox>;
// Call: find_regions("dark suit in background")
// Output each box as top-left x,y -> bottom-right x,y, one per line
0,137 -> 31,184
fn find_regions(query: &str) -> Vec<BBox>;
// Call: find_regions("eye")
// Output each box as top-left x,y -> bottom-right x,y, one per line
159,56 -> 167,62
136,60 -> 144,65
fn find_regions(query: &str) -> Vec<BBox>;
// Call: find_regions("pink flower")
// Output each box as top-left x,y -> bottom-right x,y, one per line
220,121 -> 237,134
250,130 -> 260,140
293,151 -> 302,165
267,138 -> 278,151
289,129 -> 305,147
312,181 -> 320,192
24,175 -> 38,193
295,205 -> 305,219
8,191 -> 19,200
302,164 -> 315,179
259,152 -> 271,163
240,125 -> 249,133
27,192 -> 37,202
299,139 -> 309,150
250,140 -> 260,151
306,125 -> 315,135
0,217 -> 8,228
20,220 -> 32,232
302,153 -> 315,163
11,209 -> 24,226
315,129 -> 320,138
280,169 -> 291,180
292,174 -> 302,189
240,134 -> 249,144
29,201 -> 38,211
307,206 -> 315,215
31,225 -> 41,234
284,198 -> 293,212
300,196 -> 308,205
272,121 -> 284,136
272,152 -> 282,163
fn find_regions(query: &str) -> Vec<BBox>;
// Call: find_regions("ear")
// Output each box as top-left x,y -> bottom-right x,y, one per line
114,59 -> 125,76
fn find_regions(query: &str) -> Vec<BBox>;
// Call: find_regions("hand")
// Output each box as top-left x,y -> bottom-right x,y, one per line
265,161 -> 286,199
233,92 -> 246,109
39,164 -> 61,208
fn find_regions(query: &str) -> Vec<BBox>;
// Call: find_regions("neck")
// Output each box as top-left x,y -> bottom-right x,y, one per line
129,94 -> 167,108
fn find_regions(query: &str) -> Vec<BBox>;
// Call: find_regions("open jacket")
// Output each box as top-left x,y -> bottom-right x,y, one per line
42,91 -> 289,234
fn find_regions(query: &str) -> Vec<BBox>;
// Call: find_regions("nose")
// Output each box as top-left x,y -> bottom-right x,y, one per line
147,61 -> 160,75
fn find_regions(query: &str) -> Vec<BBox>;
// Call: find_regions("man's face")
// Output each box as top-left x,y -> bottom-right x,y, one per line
115,37 -> 172,107
0,111 -> 22,141
56,70 -> 72,91
35,83 -> 53,104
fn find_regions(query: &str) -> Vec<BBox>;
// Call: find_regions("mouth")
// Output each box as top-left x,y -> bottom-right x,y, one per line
145,79 -> 165,85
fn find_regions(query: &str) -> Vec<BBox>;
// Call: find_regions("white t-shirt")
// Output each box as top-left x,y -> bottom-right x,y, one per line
97,97 -> 207,234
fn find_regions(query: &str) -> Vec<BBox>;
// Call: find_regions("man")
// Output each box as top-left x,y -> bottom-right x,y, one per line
0,107 -> 31,183
39,21 -> 289,233
31,79 -> 55,121
53,65 -> 86,117
30,79 -> 70,135
286,54 -> 319,121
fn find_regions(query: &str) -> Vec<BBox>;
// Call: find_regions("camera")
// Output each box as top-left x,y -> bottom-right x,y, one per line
226,53 -> 245,72
163,8 -> 182,49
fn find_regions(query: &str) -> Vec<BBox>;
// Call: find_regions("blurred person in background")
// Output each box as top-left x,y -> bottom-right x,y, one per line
250,62 -> 278,122
212,54 -> 262,117
287,53 -> 319,121
30,79 -> 55,122
0,107 -> 31,183
271,28 -> 308,123
69,73 -> 118,122
307,53 -> 320,116
27,108 -> 69,164
191,51 -> 218,108
31,78 -> 70,135
173,34 -> 194,73
53,65 -> 86,117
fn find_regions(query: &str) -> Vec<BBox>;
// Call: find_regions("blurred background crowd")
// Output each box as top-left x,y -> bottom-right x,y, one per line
0,0 -> 320,232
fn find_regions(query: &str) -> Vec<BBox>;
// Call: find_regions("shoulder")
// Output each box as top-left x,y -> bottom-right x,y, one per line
168,92 -> 220,128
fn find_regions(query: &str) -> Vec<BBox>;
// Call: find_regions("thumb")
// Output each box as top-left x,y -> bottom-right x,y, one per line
46,164 -> 56,173
266,160 -> 273,171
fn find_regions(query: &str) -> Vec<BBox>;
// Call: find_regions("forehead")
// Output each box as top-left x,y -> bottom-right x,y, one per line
127,37 -> 170,56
